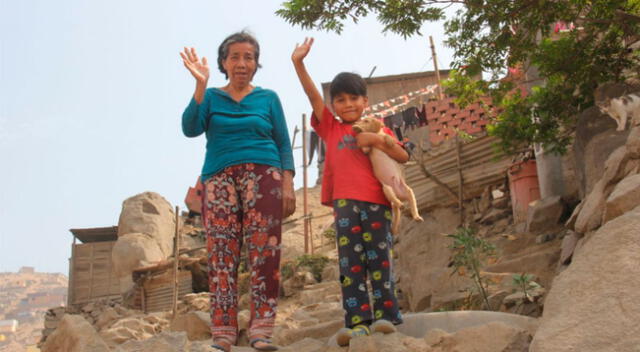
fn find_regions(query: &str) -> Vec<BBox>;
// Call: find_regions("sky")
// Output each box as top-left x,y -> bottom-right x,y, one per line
0,0 -> 455,275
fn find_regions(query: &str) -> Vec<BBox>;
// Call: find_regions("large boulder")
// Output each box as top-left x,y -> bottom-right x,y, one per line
530,205 -> 640,351
603,173 -> 640,223
112,233 -> 164,276
573,145 -> 629,234
114,331 -> 189,352
425,322 -> 532,352
525,196 -> 564,233
573,106 -> 629,199
169,311 -> 211,341
117,192 -> 176,257
395,207 -> 466,311
111,232 -> 165,293
41,315 -> 110,352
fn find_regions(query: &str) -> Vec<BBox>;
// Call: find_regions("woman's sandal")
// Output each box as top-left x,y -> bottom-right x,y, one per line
249,337 -> 279,351
211,340 -> 231,352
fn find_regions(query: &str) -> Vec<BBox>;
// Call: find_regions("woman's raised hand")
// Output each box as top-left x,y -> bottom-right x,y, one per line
180,47 -> 209,84
291,37 -> 314,63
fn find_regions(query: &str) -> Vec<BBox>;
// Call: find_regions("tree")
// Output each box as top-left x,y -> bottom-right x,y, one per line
277,0 -> 640,155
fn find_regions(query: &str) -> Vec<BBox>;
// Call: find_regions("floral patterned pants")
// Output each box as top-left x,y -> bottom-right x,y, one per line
333,199 -> 403,328
202,163 -> 283,345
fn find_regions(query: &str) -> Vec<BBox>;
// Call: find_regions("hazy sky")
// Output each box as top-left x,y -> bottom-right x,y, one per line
0,0 -> 455,274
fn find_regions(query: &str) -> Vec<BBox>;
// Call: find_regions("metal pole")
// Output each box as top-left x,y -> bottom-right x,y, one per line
172,206 -> 180,319
429,36 -> 444,100
302,114 -> 310,254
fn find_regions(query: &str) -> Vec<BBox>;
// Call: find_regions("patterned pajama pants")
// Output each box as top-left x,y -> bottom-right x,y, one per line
202,163 -> 283,345
333,199 -> 403,328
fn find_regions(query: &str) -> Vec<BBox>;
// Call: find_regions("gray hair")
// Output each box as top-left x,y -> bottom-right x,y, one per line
217,31 -> 262,79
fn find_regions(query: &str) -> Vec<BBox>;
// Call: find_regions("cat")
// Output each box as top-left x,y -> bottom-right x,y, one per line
594,82 -> 640,131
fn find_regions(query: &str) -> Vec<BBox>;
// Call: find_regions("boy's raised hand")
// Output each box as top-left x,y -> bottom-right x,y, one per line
292,37 -> 314,63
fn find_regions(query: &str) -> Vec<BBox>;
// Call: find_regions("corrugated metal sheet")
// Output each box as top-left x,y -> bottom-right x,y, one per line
406,135 -> 511,211
70,226 -> 118,243
134,270 -> 192,313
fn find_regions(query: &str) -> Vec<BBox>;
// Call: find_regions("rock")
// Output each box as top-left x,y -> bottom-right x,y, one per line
424,321 -> 532,352
181,292 -> 210,312
558,231 -> 579,266
278,337 -> 326,352
282,270 -> 317,297
535,233 -> 556,244
573,179 -> 606,234
100,316 -> 156,346
321,264 -> 339,282
530,205 -> 640,351
170,311 -> 211,341
503,287 -> 545,307
525,196 -> 564,233
396,207 -> 467,311
487,290 -> 510,311
350,332 -> 427,352
603,173 -> 640,223
41,315 -> 110,352
94,307 -> 120,331
626,126 -> 640,158
492,196 -> 510,209
115,331 -> 189,352
573,106 -> 629,199
600,146 -> 631,188
117,192 -> 176,257
480,208 -> 511,225
299,281 -> 341,306
478,187 -> 492,214
274,318 -> 343,346
111,232 -> 165,279
564,201 -> 583,230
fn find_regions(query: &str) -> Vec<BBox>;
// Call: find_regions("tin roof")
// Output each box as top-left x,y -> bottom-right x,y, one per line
69,226 -> 118,243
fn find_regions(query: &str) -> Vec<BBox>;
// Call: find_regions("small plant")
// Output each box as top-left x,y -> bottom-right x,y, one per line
512,273 -> 541,303
322,227 -> 336,241
280,260 -> 296,281
447,227 -> 496,310
295,254 -> 330,282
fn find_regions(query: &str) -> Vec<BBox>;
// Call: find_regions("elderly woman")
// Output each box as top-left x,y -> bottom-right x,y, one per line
180,31 -> 295,352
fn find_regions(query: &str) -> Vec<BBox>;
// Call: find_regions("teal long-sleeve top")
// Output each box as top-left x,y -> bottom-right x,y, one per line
182,87 -> 295,181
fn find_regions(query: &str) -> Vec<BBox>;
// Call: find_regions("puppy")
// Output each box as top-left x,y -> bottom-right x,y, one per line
352,117 -> 423,235
594,82 -> 640,131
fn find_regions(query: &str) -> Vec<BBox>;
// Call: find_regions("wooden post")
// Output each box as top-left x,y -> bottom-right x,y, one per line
429,36 -> 444,100
455,136 -> 464,225
302,114 -> 310,254
172,206 -> 180,319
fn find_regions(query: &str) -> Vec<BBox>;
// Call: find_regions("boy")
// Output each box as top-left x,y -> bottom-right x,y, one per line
292,38 -> 408,346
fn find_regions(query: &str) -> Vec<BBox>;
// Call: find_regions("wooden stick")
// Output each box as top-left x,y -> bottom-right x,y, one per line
456,136 -> 465,225
302,114 -> 310,254
172,206 -> 180,319
429,36 -> 444,100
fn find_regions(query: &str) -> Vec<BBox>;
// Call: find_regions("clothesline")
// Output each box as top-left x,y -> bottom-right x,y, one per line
363,84 -> 439,119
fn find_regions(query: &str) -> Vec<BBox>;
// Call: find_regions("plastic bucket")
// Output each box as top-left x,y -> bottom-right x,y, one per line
508,159 -> 541,223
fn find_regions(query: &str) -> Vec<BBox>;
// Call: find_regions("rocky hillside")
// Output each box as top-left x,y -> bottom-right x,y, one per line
0,270 -> 67,352
35,116 -> 640,351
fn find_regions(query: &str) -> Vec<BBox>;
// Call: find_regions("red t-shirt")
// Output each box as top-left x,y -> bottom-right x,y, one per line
311,107 -> 394,207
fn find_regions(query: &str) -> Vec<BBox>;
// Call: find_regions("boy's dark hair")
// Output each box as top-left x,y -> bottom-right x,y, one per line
330,72 -> 367,101
217,31 -> 262,79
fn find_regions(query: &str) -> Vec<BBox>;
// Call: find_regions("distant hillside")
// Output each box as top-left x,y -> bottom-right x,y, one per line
0,269 -> 68,351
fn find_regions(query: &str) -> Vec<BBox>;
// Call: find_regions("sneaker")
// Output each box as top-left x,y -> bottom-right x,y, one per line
335,324 -> 371,346
370,319 -> 396,334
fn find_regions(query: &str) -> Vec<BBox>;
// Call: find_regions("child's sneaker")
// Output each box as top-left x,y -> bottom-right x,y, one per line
335,324 -> 371,346
370,319 -> 396,334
